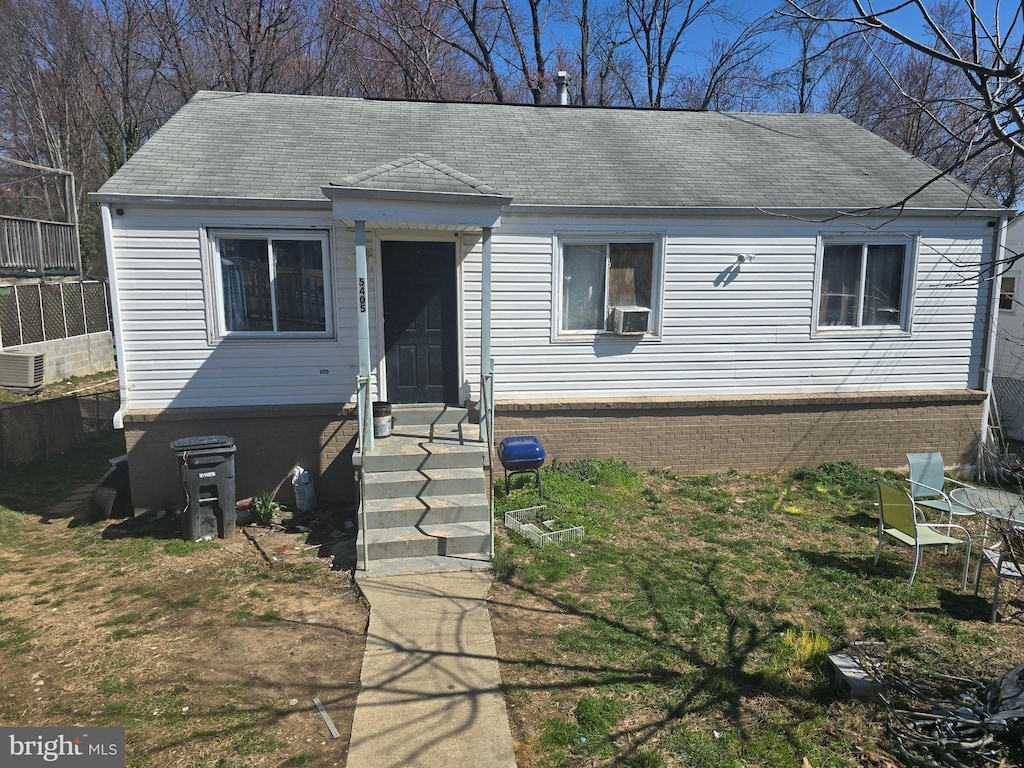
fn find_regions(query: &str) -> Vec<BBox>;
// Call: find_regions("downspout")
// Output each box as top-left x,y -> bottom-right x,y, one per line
101,203 -> 130,430
978,214 -> 1009,474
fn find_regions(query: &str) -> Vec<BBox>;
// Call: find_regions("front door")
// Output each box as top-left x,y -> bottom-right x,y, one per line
381,241 -> 459,404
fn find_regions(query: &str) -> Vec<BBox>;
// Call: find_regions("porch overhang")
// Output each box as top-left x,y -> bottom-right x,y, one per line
321,185 -> 511,231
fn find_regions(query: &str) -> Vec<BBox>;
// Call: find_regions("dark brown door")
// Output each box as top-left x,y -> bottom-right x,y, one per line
382,241 -> 458,403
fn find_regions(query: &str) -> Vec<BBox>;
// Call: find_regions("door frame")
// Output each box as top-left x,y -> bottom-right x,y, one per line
372,232 -> 465,405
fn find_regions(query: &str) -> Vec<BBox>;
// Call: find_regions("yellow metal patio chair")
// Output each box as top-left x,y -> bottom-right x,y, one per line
875,481 -> 972,589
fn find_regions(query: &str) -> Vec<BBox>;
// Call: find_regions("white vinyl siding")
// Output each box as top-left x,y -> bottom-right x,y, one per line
486,213 -> 990,399
108,208 -> 366,410
107,206 -> 992,411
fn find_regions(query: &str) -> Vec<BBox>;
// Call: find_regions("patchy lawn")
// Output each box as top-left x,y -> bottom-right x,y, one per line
0,435 -> 367,768
489,459 -> 1024,768
6,440 -> 1023,768
0,368 -> 119,404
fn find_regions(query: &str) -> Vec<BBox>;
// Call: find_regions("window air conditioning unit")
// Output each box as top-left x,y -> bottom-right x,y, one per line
0,351 -> 45,389
611,306 -> 651,335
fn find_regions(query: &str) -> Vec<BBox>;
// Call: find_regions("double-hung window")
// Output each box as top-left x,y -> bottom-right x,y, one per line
817,239 -> 911,330
558,238 -> 658,335
211,231 -> 331,338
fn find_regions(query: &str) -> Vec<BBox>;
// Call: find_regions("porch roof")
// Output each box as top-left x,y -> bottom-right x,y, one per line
321,154 -> 511,230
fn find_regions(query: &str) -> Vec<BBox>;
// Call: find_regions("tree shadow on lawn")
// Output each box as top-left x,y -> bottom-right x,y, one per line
492,558 -> 816,764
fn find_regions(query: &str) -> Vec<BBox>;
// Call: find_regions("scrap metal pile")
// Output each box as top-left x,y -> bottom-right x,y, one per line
852,649 -> 1024,767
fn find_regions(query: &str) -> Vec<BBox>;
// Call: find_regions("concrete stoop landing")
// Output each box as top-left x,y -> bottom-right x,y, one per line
355,405 -> 493,578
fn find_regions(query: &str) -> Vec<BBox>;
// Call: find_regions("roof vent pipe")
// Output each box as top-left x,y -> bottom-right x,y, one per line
555,71 -> 570,106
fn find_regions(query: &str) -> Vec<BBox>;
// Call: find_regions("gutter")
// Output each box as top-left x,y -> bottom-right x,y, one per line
86,193 -> 1008,220
979,214 -> 1010,462
100,203 -> 130,429
507,204 -> 1010,218
88,192 -> 331,210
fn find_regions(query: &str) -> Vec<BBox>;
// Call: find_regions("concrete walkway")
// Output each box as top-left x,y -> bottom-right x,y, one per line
347,571 -> 518,768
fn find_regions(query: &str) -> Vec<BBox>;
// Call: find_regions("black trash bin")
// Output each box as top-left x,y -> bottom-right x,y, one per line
170,435 -> 237,541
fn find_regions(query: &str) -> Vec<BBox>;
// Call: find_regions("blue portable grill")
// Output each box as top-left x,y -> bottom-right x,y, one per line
498,436 -> 546,497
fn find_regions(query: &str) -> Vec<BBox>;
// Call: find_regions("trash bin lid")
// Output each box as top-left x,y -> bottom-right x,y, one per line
170,435 -> 235,452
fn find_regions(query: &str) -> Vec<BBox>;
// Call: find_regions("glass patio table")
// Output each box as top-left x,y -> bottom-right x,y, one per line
949,487 -> 1024,544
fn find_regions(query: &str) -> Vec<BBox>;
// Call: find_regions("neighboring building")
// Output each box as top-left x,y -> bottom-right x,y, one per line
0,158 -> 113,388
992,216 -> 1024,444
93,91 -> 1008,517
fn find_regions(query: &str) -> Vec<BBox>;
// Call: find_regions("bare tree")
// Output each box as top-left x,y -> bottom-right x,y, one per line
83,0 -> 173,174
675,17 -> 775,110
342,0 -> 486,100
786,0 -> 1024,203
620,0 -> 722,107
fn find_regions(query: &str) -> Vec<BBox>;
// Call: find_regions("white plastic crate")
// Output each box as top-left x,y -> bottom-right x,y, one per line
504,505 -> 584,545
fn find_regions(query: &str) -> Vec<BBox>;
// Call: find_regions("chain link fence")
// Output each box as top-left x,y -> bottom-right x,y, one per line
0,389 -> 120,471
0,280 -> 110,347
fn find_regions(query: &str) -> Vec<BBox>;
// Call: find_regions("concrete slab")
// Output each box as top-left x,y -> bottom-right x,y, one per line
348,571 -> 517,768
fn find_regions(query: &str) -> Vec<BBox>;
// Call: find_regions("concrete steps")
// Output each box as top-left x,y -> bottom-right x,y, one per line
360,521 -> 491,560
362,467 -> 485,499
356,405 -> 492,576
363,494 -> 490,529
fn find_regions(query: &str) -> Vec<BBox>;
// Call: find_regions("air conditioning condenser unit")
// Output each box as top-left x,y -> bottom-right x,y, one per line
0,351 -> 45,389
611,306 -> 651,335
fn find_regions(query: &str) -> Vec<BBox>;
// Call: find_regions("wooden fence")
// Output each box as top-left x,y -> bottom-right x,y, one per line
0,215 -> 81,274
0,390 -> 120,470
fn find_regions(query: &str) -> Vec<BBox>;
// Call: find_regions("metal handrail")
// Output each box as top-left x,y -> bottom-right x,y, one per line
356,374 -> 371,569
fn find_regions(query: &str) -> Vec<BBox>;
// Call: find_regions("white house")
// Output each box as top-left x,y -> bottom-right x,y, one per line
992,216 -> 1024,444
93,92 -> 1007,549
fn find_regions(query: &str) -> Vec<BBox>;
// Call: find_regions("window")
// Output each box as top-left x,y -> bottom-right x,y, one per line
212,231 -> 331,337
558,239 -> 656,334
817,240 -> 909,329
1000,276 -> 1016,311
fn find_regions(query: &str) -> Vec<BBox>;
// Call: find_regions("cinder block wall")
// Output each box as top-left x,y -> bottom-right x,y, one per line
10,331 -> 115,384
124,404 -> 358,514
494,391 -> 987,475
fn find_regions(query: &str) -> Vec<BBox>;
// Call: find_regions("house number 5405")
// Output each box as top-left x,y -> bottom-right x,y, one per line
359,277 -> 366,313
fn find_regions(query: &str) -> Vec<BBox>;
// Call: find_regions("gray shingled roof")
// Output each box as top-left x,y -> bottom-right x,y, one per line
95,90 -> 1003,211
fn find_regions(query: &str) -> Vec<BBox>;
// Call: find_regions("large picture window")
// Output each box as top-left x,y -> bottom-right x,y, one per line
817,240 -> 910,329
212,231 -> 331,337
559,239 -> 656,334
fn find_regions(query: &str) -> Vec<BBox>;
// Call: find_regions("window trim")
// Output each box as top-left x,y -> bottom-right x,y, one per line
207,228 -> 334,341
551,232 -> 664,341
812,234 -> 917,336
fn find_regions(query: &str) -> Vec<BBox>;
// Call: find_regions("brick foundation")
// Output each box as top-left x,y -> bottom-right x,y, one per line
123,389 -> 986,513
493,390 -> 987,475
123,404 -> 358,514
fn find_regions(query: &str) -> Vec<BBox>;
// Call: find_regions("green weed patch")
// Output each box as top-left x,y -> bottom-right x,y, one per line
492,458 -> 1022,768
